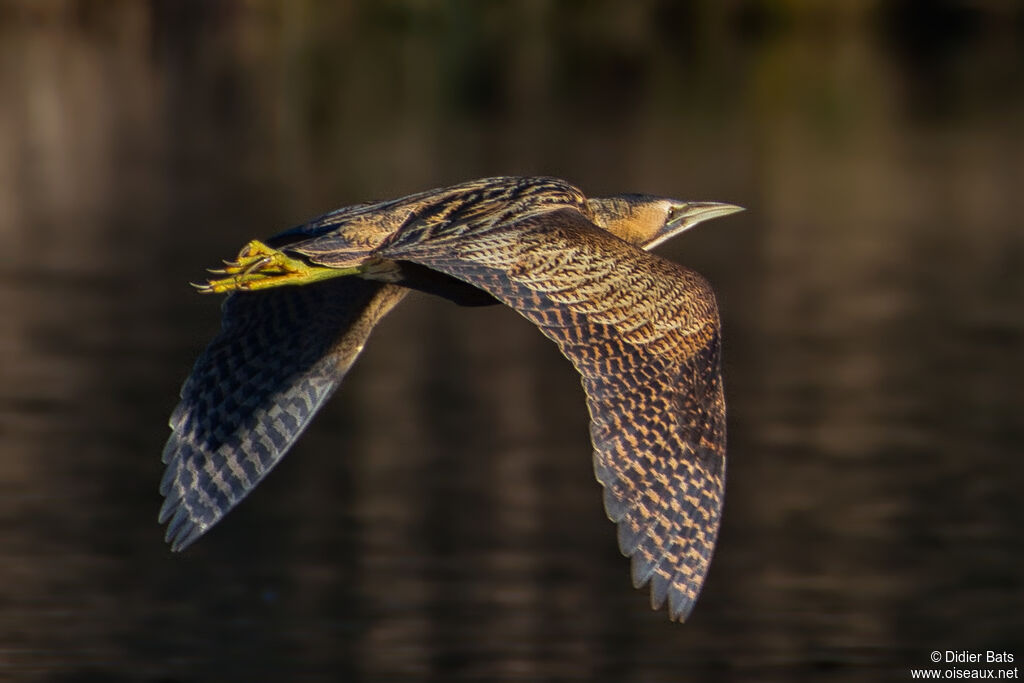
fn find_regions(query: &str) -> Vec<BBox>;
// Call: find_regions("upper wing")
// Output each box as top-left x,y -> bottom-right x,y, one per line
159,279 -> 407,550
379,208 -> 726,621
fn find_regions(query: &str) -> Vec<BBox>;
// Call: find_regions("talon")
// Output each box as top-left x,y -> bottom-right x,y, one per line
194,239 -> 365,294
242,256 -> 274,276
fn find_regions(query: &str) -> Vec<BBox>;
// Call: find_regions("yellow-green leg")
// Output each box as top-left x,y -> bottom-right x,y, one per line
194,240 -> 362,294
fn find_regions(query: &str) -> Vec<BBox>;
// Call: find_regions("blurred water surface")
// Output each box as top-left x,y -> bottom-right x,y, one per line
1,2 -> 1022,681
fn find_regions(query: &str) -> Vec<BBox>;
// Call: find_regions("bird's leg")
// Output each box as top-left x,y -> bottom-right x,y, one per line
194,240 -> 361,293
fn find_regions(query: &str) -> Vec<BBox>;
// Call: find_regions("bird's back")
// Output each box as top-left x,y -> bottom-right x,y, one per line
273,176 -> 590,270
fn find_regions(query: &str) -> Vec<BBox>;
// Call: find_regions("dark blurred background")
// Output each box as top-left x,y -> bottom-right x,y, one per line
1,1 -> 1022,681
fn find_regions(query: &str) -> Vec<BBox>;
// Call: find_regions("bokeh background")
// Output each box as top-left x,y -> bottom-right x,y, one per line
2,1 -> 1022,681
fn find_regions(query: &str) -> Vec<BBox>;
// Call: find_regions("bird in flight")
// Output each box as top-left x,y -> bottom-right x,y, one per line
160,176 -> 741,622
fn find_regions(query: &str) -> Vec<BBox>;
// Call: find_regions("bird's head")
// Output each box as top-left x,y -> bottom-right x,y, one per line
587,195 -> 744,251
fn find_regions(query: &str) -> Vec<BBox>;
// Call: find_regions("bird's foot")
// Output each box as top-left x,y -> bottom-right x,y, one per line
194,240 -> 360,293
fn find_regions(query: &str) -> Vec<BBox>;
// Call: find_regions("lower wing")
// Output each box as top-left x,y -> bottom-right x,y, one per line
159,279 -> 406,550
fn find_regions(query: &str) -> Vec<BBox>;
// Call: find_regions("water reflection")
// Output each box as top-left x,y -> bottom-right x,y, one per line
1,2 -> 1021,681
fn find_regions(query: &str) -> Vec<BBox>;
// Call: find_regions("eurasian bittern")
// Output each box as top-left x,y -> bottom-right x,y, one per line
160,176 -> 741,622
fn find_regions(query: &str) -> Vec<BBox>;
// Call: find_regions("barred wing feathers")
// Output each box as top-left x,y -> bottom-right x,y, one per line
379,208 -> 727,621
159,279 -> 406,550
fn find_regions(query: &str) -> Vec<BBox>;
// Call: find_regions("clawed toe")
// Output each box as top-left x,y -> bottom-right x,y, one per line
195,240 -> 362,293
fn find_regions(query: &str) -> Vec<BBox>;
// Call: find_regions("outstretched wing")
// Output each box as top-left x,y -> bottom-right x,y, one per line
379,208 -> 726,621
159,279 -> 407,550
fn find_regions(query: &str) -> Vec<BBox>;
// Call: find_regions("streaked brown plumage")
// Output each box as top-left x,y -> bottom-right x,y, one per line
160,176 -> 741,622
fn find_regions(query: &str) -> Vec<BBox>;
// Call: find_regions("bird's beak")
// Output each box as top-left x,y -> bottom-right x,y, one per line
646,202 -> 744,250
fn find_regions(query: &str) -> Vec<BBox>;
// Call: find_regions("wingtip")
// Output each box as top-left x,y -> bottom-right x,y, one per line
649,571 -> 670,611
667,587 -> 698,623
628,551 -> 702,623
161,505 -> 207,552
648,572 -> 701,623
630,551 -> 657,589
